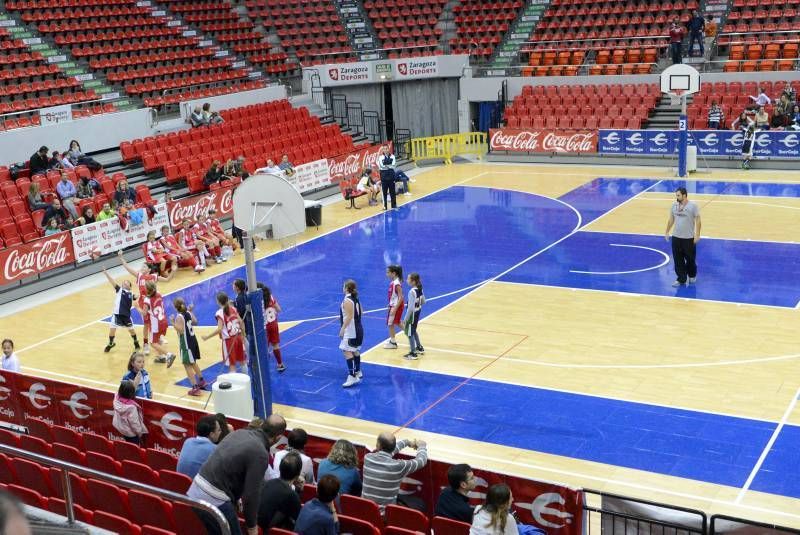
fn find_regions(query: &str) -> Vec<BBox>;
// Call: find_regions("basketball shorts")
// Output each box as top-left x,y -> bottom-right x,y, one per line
388,305 -> 404,327
222,337 -> 246,365
150,324 -> 167,344
339,337 -> 361,353
267,321 -> 280,345
113,314 -> 133,328
179,337 -> 200,365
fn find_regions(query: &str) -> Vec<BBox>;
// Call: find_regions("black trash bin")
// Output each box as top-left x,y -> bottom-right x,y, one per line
305,204 -> 322,227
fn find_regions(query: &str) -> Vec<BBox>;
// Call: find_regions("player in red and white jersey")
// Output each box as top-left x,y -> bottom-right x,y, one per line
193,213 -> 223,264
177,218 -> 208,270
142,280 -> 175,367
143,230 -> 177,279
384,264 -> 405,350
202,292 -> 246,373
207,208 -> 237,257
258,283 -> 285,373
118,251 -> 169,355
159,224 -> 200,272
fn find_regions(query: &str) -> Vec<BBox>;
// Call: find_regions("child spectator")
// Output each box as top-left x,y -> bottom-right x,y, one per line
112,380 -> 148,445
190,106 -> 206,128
44,218 -> 61,235
279,154 -> 296,177
122,352 -> 152,399
358,166 -> 380,206
1,339 -> 19,372
96,202 -> 116,221
707,101 -> 724,129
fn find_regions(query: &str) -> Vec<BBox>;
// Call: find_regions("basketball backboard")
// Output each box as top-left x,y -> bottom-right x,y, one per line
660,64 -> 700,96
232,172 -> 306,240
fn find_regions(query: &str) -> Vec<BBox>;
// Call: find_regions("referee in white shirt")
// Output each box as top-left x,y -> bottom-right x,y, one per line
664,187 -> 702,287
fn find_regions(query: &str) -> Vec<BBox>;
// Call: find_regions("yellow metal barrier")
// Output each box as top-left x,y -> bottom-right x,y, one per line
409,132 -> 487,165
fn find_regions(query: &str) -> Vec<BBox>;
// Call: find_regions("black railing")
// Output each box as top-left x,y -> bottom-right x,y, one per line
583,490 -> 707,535
394,129 -> 412,159
347,102 -> 364,135
710,514 -> 800,535
331,93 -> 348,127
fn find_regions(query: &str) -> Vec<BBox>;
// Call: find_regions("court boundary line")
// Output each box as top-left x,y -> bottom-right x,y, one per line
15,170 -> 494,354
735,386 -> 800,504
569,243 -> 670,275
286,416 -> 800,523
495,279 -> 795,311
581,228 -> 799,246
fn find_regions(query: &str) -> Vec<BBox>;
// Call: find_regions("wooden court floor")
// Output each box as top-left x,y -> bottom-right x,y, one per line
5,162 -> 800,527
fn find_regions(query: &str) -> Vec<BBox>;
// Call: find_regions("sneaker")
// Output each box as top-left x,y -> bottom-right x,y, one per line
188,385 -> 202,397
383,340 -> 398,349
198,378 -> 208,389
277,363 -> 286,373
166,353 -> 176,368
671,280 -> 685,287
133,341 -> 141,351
403,352 -> 419,360
356,370 -> 363,379
103,342 -> 115,353
143,343 -> 150,355
688,277 -> 697,284
154,355 -> 167,363
216,256 -> 224,263
342,374 -> 360,388
416,346 -> 425,354
194,265 -> 203,272
221,255 -> 228,262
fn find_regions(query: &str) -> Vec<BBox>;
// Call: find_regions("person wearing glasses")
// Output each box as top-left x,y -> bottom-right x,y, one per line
435,463 -> 477,522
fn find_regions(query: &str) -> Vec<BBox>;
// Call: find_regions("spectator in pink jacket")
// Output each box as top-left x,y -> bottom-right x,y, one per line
113,380 -> 148,445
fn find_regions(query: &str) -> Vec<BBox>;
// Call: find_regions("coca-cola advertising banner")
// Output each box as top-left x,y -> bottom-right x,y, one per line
166,184 -> 235,228
286,158 -> 332,194
0,231 -> 75,285
72,204 -> 170,263
490,128 -> 597,154
327,142 -> 393,183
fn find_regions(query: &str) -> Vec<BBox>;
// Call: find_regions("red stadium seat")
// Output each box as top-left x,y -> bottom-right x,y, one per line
93,510 -> 143,535
122,460 -> 161,486
7,484 -> 46,508
9,458 -> 53,497
158,470 -> 192,494
432,516 -> 471,535
340,494 -> 383,531
84,433 -> 115,457
386,504 -> 430,533
86,451 -> 122,475
52,425 -> 83,450
87,478 -> 131,518
339,514 -> 381,535
172,501 -> 209,535
128,490 -> 176,532
114,439 -> 146,463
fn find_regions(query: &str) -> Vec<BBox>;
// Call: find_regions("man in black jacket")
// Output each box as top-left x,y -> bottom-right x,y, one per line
29,146 -> 49,176
687,10 -> 705,57
434,463 -> 476,523
188,413 -> 287,535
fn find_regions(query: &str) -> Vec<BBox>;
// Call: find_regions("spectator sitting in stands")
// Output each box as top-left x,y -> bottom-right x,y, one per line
707,101 -> 724,129
294,474 -> 339,535
67,139 -> 102,171
1,339 -> 20,373
789,104 -> 800,131
42,198 -> 67,229
27,182 -> 48,211
749,87 -> 771,110
362,432 -> 428,513
358,166 -> 380,206
687,10 -> 705,58
471,483 -> 518,535
82,205 -> 96,224
435,463 -> 476,523
113,180 -> 136,208
29,145 -> 49,176
177,414 -> 223,479
754,106 -> 770,130
77,176 -> 95,199
202,102 -> 224,125
222,159 -> 239,180
780,82 -> 796,104
273,428 -> 316,485
258,452 -> 304,531
318,439 -> 362,496
60,149 -> 75,170
44,218 -> 61,236
772,94 -> 791,129
278,154 -> 295,177
256,159 -> 282,175
96,202 -> 116,221
56,173 -> 80,219
190,106 -> 207,128
234,155 -> 249,179
732,110 -> 753,132
203,161 -> 223,187
49,150 -> 64,170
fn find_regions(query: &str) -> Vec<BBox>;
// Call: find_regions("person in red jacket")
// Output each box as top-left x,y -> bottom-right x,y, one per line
669,19 -> 685,64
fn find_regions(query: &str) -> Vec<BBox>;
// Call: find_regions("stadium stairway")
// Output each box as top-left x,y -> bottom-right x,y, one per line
333,0 -> 382,59
487,0 -> 551,72
0,6 -> 136,117
438,0 -> 460,52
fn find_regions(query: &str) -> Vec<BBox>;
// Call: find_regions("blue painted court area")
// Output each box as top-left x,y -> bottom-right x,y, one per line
160,178 -> 800,498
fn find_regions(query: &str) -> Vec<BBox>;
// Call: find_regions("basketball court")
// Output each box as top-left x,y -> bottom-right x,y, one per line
4,161 -> 800,527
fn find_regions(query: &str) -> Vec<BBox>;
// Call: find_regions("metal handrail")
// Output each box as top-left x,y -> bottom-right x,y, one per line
0,96 -> 122,124
522,33 -> 671,49
297,42 -> 442,66
0,442 -> 231,535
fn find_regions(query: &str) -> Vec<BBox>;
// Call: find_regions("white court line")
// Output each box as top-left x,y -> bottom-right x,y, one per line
286,416 -> 800,523
569,244 -> 670,275
636,197 -> 800,210
14,170 -> 492,354
735,386 -> 800,504
581,228 -> 800,246
495,279 -> 795,311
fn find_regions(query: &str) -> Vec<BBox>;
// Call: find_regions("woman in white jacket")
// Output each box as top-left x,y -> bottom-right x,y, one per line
470,483 -> 518,535
113,380 -> 148,445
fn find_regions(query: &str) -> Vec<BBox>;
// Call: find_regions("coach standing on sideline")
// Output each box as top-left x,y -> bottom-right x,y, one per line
378,145 -> 397,210
664,187 -> 701,287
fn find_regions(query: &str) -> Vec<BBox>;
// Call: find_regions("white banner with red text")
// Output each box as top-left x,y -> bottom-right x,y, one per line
71,204 -> 170,263
490,128 -> 598,153
0,232 -> 75,285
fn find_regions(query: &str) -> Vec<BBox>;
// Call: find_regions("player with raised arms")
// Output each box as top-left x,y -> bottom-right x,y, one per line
118,251 -> 169,355
101,266 -> 141,353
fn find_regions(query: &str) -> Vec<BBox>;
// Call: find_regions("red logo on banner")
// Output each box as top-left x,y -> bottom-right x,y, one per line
0,232 -> 74,284
328,68 -> 339,81
490,128 -> 597,154
327,142 -> 393,183
397,63 -> 408,75
167,186 -> 235,228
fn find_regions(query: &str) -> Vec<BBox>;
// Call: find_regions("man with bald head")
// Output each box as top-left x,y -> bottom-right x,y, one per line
188,413 -> 287,535
362,431 -> 428,513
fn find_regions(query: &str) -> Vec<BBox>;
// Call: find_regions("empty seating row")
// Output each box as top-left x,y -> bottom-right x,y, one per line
451,0 -> 523,60
722,59 -> 796,72
726,43 -> 799,60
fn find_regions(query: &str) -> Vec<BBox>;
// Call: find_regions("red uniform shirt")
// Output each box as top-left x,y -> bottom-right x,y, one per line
670,26 -> 685,43
216,306 -> 242,339
159,234 -> 182,254
177,227 -> 198,249
136,272 -> 157,311
144,240 -> 165,262
209,218 -> 224,235
145,293 -> 168,334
